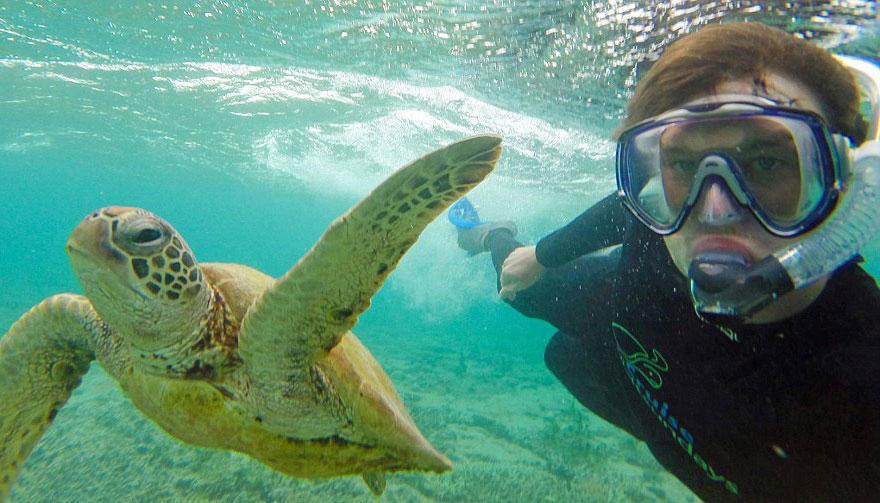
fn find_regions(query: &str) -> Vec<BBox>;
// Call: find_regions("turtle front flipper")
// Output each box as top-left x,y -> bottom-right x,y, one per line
0,294 -> 102,502
239,134 -> 502,379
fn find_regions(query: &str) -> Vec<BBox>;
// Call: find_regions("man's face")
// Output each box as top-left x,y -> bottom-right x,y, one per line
662,74 -> 830,276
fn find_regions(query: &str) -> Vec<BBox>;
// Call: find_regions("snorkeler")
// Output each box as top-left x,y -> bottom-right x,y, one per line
452,22 -> 880,501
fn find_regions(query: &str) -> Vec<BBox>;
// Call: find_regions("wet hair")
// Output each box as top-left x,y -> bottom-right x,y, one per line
618,22 -> 867,144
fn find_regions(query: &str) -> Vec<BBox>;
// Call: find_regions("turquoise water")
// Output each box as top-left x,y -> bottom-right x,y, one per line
1,2 -> 879,502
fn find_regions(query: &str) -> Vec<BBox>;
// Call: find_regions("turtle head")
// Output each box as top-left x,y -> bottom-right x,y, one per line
67,207 -> 211,353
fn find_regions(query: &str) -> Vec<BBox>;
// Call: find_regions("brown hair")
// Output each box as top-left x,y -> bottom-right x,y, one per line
619,22 -> 867,144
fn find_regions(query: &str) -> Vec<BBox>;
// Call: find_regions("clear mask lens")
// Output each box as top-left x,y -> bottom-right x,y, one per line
620,111 -> 836,235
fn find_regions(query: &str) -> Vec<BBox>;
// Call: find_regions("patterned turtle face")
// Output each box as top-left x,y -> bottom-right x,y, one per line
67,207 -> 209,343
68,207 -> 205,303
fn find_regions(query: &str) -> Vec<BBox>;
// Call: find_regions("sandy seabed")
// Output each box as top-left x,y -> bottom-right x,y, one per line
6,324 -> 698,503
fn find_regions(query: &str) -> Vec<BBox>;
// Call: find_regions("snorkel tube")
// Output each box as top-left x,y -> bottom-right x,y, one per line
691,55 -> 880,317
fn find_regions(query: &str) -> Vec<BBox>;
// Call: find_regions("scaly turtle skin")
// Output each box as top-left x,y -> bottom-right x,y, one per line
0,135 -> 503,500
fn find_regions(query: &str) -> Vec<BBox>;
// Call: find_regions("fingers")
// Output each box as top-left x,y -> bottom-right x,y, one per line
499,262 -> 523,301
500,269 -> 535,300
498,245 -> 543,302
499,285 -> 517,301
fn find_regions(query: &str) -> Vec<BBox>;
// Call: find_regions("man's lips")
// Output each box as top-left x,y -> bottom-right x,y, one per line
692,237 -> 755,266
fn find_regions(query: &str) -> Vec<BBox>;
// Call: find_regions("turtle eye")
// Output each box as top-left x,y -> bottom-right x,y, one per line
133,228 -> 162,244
116,217 -> 172,255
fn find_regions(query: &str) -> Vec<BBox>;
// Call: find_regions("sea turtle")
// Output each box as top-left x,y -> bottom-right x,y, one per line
0,134 -> 502,500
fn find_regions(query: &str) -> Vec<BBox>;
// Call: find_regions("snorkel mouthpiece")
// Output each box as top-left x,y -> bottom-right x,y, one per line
689,254 -> 795,317
689,252 -> 749,294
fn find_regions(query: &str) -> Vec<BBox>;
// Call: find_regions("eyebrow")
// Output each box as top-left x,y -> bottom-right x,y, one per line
661,129 -> 795,155
743,128 -> 796,147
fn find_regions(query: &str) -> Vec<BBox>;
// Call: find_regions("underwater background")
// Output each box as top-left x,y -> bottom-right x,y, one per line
1,1 -> 878,501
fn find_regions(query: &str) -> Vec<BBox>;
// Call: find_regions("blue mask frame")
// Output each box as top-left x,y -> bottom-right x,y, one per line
616,100 -> 852,237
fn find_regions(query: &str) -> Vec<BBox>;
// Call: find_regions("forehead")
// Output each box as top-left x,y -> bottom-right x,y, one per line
713,72 -> 828,121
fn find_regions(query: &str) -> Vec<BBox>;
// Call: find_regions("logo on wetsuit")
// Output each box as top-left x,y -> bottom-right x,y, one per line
612,322 -> 740,496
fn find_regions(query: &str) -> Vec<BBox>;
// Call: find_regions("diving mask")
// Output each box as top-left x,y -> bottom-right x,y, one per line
615,97 -> 852,238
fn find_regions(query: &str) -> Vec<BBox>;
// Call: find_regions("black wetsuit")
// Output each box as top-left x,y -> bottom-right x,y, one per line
487,193 -> 880,502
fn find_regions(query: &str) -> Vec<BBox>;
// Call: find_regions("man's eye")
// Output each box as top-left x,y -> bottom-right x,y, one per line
748,156 -> 784,172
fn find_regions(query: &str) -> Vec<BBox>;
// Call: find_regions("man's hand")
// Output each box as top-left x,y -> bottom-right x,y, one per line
499,245 -> 545,301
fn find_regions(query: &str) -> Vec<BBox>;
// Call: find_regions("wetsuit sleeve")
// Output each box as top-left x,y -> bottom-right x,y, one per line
534,192 -> 630,268
485,228 -> 618,337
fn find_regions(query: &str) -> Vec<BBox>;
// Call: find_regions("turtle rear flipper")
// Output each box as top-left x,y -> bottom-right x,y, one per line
0,294 -> 100,501
239,134 -> 503,380
362,471 -> 386,496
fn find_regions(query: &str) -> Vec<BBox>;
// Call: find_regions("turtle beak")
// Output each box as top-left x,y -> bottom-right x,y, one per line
67,212 -> 127,267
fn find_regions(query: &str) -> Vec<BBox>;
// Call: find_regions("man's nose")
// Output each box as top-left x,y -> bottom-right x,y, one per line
695,179 -> 744,226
